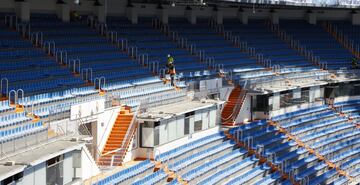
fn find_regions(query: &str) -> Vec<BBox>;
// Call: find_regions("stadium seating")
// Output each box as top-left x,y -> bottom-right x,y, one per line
107,17 -> 210,79
0,100 -> 14,113
93,160 -> 155,185
333,99 -> 360,121
1,9 -> 360,185
330,21 -> 360,54
272,105 -> 359,183
223,19 -> 318,71
30,14 -> 154,84
230,118 -> 353,184
279,20 -> 355,70
94,130 -> 298,184
132,169 -> 168,185
0,23 -> 84,95
167,18 -> 271,79
0,121 -> 43,141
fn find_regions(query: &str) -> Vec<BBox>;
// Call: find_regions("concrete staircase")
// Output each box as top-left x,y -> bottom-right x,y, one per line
97,107 -> 134,166
221,86 -> 245,126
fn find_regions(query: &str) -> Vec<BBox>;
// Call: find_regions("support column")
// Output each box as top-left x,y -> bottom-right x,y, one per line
309,86 -> 320,103
14,1 -> 30,22
237,10 -> 248,25
307,12 -> 317,25
56,3 -> 70,22
157,8 -> 168,24
126,6 -> 138,24
272,92 -> 280,111
351,13 -> 360,25
213,10 -> 223,25
270,10 -> 279,25
185,8 -> 196,24
94,4 -> 106,23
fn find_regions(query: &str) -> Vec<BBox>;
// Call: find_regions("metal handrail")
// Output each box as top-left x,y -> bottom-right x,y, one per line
221,83 -> 247,123
43,41 -> 56,55
81,68 -> 93,82
76,114 -> 103,160
0,78 -> 8,97
94,77 -> 106,90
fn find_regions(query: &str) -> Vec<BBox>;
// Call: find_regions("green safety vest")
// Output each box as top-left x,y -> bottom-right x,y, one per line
167,57 -> 174,64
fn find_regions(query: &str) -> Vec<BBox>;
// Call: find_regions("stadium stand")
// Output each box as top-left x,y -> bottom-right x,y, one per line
107,17 -> 210,79
0,23 -> 84,95
1,1 -> 360,185
279,20 -> 355,70
222,19 -> 318,70
30,14 -> 155,84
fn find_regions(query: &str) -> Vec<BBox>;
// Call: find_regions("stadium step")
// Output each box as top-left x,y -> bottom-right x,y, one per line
221,86 -> 246,126
97,106 -> 135,166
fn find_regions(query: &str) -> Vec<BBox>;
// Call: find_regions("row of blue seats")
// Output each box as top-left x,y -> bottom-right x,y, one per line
0,121 -> 42,140
197,156 -> 258,185
0,112 -> 32,128
280,110 -> 335,128
290,116 -> 348,136
132,169 -> 167,185
224,164 -> 272,185
334,99 -> 360,107
279,20 -> 354,69
0,126 -> 48,144
1,69 -> 74,82
0,100 -> 14,113
311,129 -> 360,149
0,49 -> 45,59
33,102 -> 72,118
300,123 -> 353,142
0,59 -> 56,71
108,18 -> 209,74
181,148 -> 248,182
93,160 -> 155,185
155,132 -> 225,162
10,77 -> 84,94
230,121 -> 333,184
223,20 -> 314,69
319,137 -> 360,156
0,40 -> 32,48
0,20 -> 93,96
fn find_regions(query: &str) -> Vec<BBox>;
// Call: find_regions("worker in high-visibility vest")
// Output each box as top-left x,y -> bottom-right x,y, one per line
70,10 -> 82,22
352,57 -> 359,69
166,54 -> 176,86
166,54 -> 174,67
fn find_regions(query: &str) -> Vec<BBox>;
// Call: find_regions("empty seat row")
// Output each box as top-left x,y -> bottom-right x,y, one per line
93,160 -> 155,185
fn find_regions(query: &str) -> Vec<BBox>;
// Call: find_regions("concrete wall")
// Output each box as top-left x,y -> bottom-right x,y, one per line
96,106 -> 122,152
2,152 -> 83,185
18,163 -> 46,185
81,147 -> 100,181
139,105 -> 218,147
63,152 -> 74,184
235,94 -> 252,124
154,126 -> 221,155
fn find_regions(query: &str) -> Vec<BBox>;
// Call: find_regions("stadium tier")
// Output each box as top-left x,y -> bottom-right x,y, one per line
0,1 -> 360,185
279,20 -> 355,70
